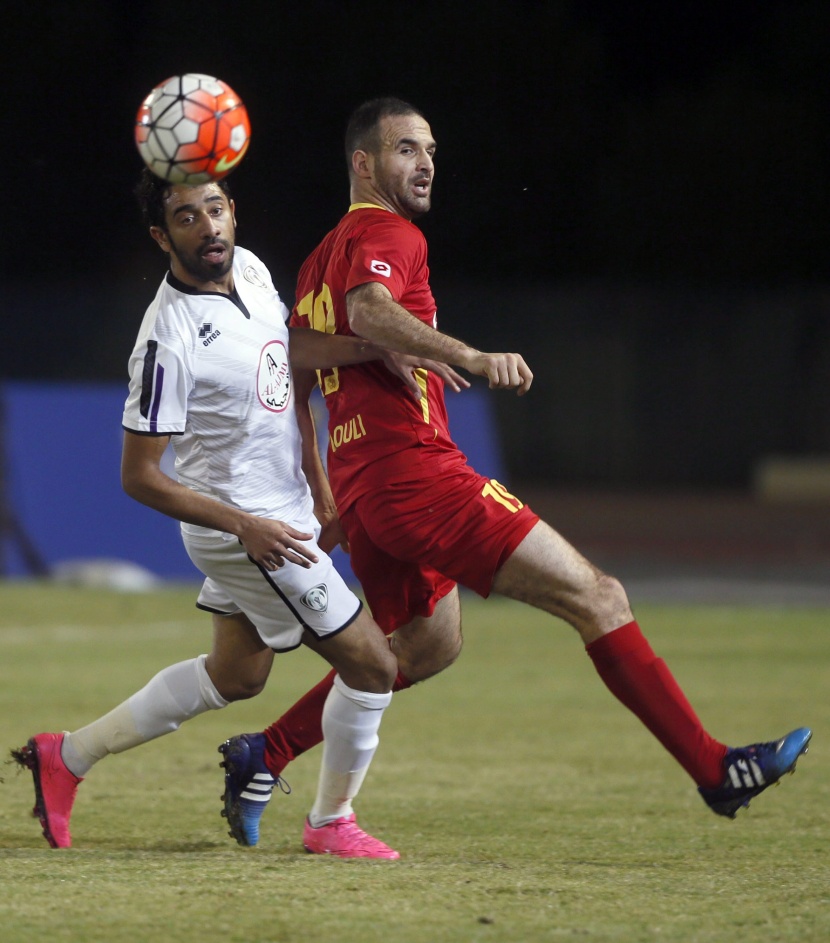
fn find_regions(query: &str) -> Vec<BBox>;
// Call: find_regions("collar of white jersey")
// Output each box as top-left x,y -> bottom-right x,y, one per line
165,270 -> 251,319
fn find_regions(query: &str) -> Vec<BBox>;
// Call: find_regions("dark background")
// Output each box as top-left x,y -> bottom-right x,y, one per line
6,0 -> 830,486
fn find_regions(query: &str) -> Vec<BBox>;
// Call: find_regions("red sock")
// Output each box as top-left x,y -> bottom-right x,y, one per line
263,668 -> 413,777
586,621 -> 727,787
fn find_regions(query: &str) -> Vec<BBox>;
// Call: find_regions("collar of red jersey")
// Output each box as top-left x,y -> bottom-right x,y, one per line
348,202 -> 391,213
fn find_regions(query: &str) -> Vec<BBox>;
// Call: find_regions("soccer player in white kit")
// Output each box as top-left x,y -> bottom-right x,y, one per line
12,169 -> 406,859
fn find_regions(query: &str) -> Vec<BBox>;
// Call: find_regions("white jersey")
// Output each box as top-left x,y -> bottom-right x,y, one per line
122,246 -> 314,532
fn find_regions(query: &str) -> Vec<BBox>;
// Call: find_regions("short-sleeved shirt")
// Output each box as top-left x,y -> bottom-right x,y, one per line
290,207 -> 539,630
123,246 -> 314,531
291,204 -> 467,512
121,247 -> 363,649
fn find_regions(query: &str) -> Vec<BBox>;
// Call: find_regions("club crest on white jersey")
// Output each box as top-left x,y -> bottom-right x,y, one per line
258,340 -> 291,412
243,265 -> 267,288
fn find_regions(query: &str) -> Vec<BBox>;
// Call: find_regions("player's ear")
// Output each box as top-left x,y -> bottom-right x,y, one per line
352,149 -> 372,179
229,198 -> 237,227
149,226 -> 171,254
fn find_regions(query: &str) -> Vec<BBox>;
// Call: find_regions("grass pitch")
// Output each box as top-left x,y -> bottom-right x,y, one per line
0,582 -> 828,943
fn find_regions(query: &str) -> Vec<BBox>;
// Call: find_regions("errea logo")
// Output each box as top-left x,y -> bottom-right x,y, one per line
199,323 -> 221,346
369,260 -> 391,277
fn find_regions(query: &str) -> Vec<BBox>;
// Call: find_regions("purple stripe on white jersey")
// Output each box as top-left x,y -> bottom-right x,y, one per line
150,364 -> 165,433
139,340 -> 158,419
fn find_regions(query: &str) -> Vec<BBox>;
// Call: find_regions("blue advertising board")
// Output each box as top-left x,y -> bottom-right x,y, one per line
1,382 -> 505,584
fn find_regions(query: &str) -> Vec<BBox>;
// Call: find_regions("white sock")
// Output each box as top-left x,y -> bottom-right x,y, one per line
61,655 -> 228,777
308,674 -> 392,828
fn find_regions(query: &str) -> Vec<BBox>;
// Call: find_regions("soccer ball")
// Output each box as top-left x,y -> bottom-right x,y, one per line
135,73 -> 251,185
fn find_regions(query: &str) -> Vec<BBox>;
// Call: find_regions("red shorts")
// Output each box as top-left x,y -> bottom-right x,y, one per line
340,464 -> 539,632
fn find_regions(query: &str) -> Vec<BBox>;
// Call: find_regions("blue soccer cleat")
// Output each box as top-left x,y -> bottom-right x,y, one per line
699,727 -> 812,819
218,733 -> 289,846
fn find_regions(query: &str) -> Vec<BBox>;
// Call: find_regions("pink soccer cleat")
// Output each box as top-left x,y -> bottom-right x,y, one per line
302,813 -> 400,859
11,733 -> 83,848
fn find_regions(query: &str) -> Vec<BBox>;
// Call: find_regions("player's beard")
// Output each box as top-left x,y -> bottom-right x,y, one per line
396,179 -> 431,219
375,165 -> 432,219
169,236 -> 235,284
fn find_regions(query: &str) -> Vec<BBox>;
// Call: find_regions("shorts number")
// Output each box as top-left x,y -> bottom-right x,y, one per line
481,479 -> 524,512
296,285 -> 340,395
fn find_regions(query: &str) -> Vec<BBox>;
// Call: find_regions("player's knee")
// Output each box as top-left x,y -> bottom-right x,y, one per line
237,677 -> 268,700
409,649 -> 459,683
587,572 -> 631,625
211,670 -> 268,702
345,631 -> 399,692
442,631 -> 464,669
372,660 -> 399,692
343,651 -> 397,693
396,632 -> 462,683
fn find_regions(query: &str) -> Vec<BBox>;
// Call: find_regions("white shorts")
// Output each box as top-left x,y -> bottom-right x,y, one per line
184,529 -> 362,652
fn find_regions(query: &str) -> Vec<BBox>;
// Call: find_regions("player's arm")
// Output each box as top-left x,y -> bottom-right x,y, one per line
287,325 -> 468,399
120,430 -> 317,570
292,367 -> 348,554
287,328 -> 382,370
346,282 -> 533,395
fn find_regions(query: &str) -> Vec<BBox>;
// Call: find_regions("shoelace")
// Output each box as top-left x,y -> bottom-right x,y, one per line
329,818 -> 388,851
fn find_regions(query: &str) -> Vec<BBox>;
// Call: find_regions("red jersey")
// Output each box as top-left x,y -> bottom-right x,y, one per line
291,204 -> 466,511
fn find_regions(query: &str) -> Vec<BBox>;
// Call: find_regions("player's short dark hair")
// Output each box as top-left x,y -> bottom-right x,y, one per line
344,97 -> 425,168
133,167 -> 232,230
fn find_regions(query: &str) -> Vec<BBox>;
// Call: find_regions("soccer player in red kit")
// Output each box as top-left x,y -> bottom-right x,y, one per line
216,97 -> 811,849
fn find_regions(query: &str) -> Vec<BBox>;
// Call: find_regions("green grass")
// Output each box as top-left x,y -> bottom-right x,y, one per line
1,582 -> 828,943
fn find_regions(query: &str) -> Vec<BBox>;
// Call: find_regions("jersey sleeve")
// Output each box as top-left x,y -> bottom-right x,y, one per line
345,216 -> 425,303
122,320 -> 193,436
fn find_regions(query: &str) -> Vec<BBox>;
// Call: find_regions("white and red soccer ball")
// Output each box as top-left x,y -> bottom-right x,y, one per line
135,73 -> 251,185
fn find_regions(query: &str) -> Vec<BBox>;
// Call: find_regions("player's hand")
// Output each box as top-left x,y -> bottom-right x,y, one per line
318,518 -> 349,554
381,351 -> 471,399
424,359 -> 471,394
468,352 -> 533,395
238,517 -> 317,570
314,502 -> 350,554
